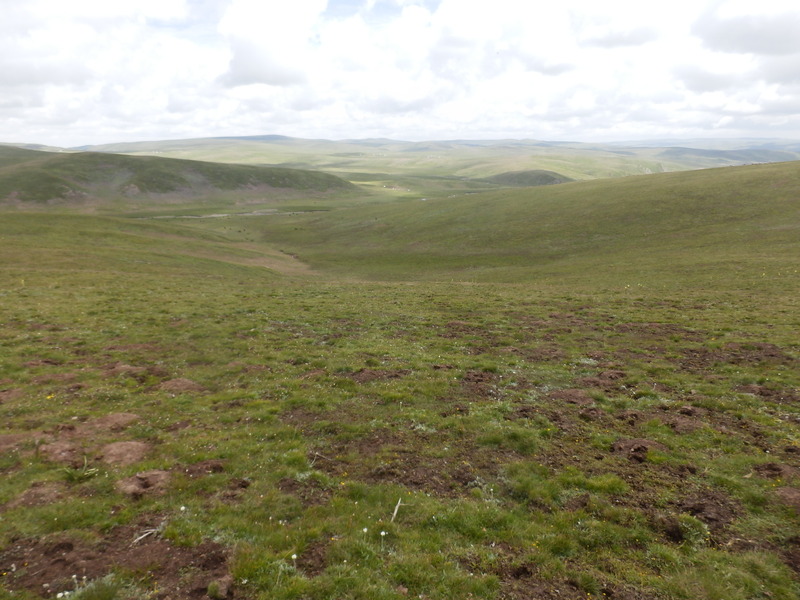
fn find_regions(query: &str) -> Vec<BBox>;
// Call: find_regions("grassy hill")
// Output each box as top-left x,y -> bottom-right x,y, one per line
1,155 -> 799,600
483,169 -> 574,187
74,135 -> 800,183
196,161 -> 800,291
0,146 -> 357,207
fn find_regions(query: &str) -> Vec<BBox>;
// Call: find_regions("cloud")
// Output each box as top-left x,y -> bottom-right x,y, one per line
2,0 -> 800,146
218,0 -> 326,88
674,65 -> 742,92
220,38 -> 308,87
584,27 -> 658,48
693,8 -> 800,55
757,55 -> 800,85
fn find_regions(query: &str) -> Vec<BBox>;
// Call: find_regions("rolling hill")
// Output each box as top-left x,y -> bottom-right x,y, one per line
70,135 -> 800,182
196,161 -> 800,291
0,146 -> 356,205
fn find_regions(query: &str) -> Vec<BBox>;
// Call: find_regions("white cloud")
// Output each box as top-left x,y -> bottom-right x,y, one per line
1,0 -> 799,146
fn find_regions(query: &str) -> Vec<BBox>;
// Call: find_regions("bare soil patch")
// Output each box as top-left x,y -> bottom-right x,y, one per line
736,383 -> 799,404
754,463 -> 799,480
2,481 -> 66,511
100,441 -> 151,466
183,459 -> 226,478
115,470 -> 171,499
104,362 -> 147,378
159,378 -> 206,393
0,432 -> 36,452
0,388 -> 22,403
547,388 -> 594,406
680,342 -> 797,372
296,538 -> 329,577
677,489 -> 740,532
346,368 -> 410,383
278,477 -> 332,507
39,441 -> 81,465
80,412 -> 140,434
0,514 -> 234,599
774,487 -> 800,514
611,438 -> 668,463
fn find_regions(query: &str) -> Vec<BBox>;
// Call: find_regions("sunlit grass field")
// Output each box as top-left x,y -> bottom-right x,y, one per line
1,159 -> 799,600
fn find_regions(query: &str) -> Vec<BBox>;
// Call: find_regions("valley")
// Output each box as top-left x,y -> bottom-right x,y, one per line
0,139 -> 798,600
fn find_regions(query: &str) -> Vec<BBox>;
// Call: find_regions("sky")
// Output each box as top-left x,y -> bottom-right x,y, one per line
2,0 -> 800,147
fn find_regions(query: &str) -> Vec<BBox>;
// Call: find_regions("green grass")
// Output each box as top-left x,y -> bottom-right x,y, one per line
0,156 -> 799,599
188,161 -> 800,291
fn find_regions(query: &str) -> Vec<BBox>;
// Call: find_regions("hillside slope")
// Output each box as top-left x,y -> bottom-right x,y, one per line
0,146 -> 356,205
216,161 -> 800,289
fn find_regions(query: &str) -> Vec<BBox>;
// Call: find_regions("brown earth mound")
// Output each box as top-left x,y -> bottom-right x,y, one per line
611,438 -> 668,463
115,470 -> 171,499
2,482 -> 66,511
0,388 -> 22,403
100,441 -> 150,466
774,487 -> 800,514
547,388 -> 594,406
39,441 -> 80,465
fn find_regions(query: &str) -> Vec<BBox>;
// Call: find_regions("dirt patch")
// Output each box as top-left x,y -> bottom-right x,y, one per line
104,363 -> 147,378
505,404 -> 541,421
577,369 -> 628,392
2,482 -> 66,511
103,342 -> 161,352
680,342 -> 797,373
460,370 -> 499,400
310,431 -> 507,498
80,413 -> 140,434
23,358 -> 62,367
783,537 -> 800,574
547,388 -> 594,406
39,441 -> 81,465
579,407 -> 604,421
0,514 -> 233,598
611,439 -> 668,463
660,415 -> 702,434
440,403 -> 470,418
613,322 -> 702,342
774,487 -> 800,514
515,345 -> 566,362
0,388 -> 22,403
159,378 -> 206,394
183,459 -> 226,478
100,441 -> 150,466
736,384 -> 799,404
678,489 -> 739,532
346,368 -> 410,384
296,539 -> 328,577
115,470 -> 171,499
278,477 -> 332,507
0,433 -> 38,452
754,463 -> 799,480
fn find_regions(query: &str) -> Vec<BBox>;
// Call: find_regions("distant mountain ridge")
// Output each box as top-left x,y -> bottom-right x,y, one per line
48,135 -> 800,182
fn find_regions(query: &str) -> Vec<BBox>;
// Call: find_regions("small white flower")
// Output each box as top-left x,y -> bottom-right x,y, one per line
291,554 -> 297,560
362,527 -> 368,533
180,506 -> 186,511
380,531 -> 387,537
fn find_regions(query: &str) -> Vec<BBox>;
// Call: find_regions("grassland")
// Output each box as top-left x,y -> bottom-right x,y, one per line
0,146 -> 356,207
0,152 -> 799,600
78,136 -> 800,183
